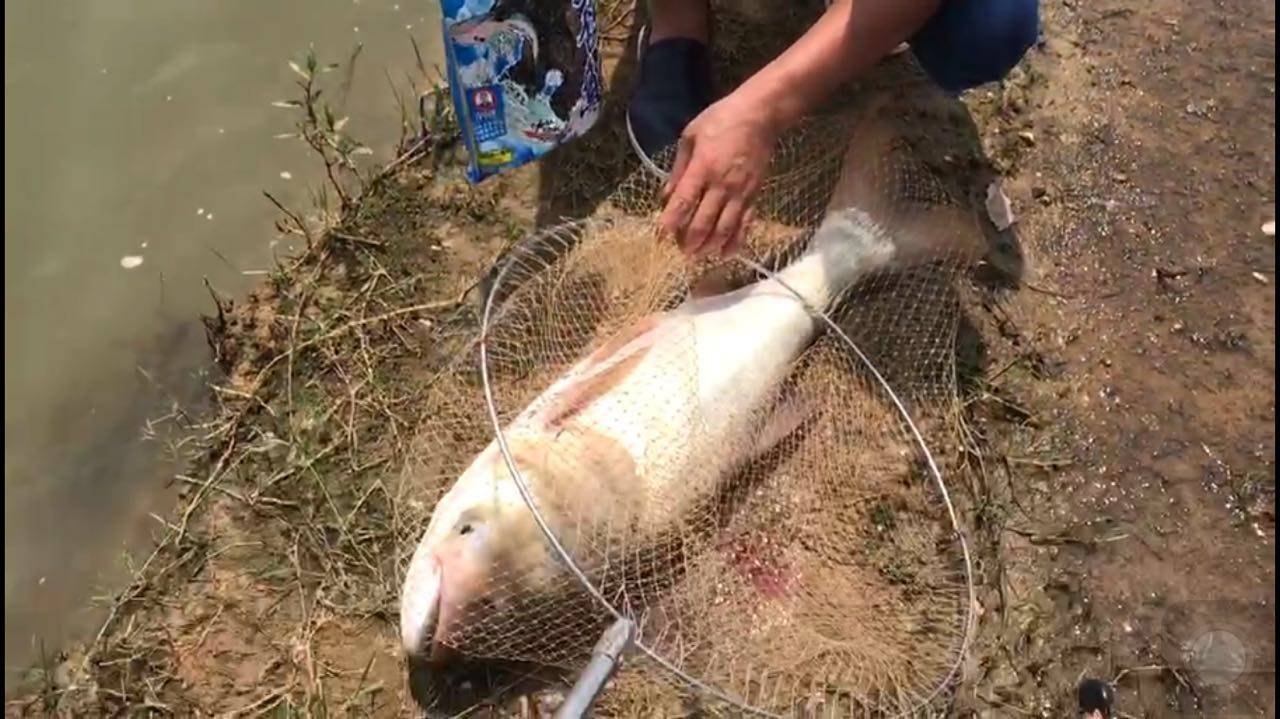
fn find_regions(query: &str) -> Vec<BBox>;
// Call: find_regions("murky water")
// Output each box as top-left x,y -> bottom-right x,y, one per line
4,0 -> 441,688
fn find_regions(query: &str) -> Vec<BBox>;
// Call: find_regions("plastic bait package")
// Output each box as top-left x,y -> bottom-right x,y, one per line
441,0 -> 604,183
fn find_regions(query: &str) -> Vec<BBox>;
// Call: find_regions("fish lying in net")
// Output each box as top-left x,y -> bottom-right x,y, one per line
399,123 -> 982,666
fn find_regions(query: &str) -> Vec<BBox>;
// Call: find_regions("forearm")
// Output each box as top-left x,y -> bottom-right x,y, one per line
735,0 -> 943,134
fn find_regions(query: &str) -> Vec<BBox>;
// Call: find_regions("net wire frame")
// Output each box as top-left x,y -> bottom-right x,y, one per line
409,110 -> 981,717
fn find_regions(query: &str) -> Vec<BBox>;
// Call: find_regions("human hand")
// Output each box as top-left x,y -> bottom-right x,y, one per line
658,91 -> 779,258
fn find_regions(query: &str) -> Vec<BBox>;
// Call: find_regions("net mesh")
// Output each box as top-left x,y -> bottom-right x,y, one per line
400,105 -> 985,716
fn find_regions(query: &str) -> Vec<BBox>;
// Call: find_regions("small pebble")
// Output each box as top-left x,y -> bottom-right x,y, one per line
1251,272 -> 1268,285
120,255 -> 145,269
280,171 -> 293,180
1263,220 -> 1275,237
197,208 -> 205,216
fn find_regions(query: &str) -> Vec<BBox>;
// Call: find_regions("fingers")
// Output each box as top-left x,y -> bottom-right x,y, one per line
706,198 -> 745,258
660,165 -> 757,258
662,134 -> 694,201
659,150 -> 709,249
723,206 -> 756,258
684,188 -> 727,256
658,124 -> 766,258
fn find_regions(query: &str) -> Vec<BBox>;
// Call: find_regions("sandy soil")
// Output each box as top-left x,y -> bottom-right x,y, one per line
7,0 -> 1273,717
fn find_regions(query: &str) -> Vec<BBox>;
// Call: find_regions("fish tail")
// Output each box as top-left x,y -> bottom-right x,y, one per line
805,113 -> 986,294
800,207 -> 898,306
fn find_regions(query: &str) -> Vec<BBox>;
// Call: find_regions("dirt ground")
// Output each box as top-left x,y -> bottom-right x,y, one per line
7,0 -> 1274,717
951,0 -> 1275,715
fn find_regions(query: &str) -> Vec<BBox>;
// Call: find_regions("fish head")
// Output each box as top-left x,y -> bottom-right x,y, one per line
399,446 -> 562,664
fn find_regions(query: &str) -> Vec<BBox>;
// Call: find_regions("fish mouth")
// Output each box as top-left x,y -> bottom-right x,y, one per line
401,551 -> 450,663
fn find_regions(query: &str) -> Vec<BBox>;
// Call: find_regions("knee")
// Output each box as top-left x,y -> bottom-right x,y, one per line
983,0 -> 1040,72
913,0 -> 1041,92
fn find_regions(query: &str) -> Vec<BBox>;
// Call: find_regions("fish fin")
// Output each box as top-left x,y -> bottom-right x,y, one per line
893,202 -> 987,265
825,115 -> 900,219
747,396 -> 813,460
689,265 -> 738,299
508,426 -> 653,540
542,353 -> 648,428
540,318 -> 661,428
581,315 -> 661,368
824,112 -> 986,266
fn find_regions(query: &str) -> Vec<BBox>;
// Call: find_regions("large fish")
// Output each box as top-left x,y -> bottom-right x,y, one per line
399,124 -> 982,664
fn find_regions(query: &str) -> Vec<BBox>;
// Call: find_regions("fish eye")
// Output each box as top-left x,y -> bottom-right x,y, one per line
455,509 -> 483,537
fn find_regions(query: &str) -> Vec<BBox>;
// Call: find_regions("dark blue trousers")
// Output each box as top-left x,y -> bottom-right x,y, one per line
910,0 -> 1041,92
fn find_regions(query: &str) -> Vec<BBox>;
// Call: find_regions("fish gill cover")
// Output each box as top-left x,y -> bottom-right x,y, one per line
401,105 -> 987,717
441,0 -> 603,184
